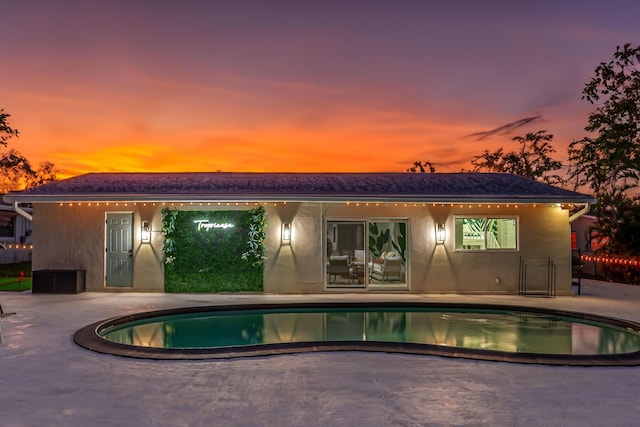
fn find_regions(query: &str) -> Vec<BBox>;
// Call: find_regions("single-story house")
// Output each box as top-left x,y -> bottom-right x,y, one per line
3,172 -> 596,295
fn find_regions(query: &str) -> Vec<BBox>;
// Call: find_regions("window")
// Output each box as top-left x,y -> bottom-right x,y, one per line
0,214 -> 15,238
455,217 -> 517,251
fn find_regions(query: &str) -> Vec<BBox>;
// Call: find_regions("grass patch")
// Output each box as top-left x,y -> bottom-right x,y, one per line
0,277 -> 31,292
0,262 -> 32,291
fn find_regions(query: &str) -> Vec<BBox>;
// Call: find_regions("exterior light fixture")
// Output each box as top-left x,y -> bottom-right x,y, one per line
436,224 -> 446,245
282,222 -> 291,244
141,220 -> 151,243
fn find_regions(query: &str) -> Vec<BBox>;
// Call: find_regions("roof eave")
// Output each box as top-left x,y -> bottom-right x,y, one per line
2,193 -> 598,205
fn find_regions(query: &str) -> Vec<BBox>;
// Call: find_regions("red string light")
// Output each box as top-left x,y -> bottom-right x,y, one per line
581,254 -> 640,267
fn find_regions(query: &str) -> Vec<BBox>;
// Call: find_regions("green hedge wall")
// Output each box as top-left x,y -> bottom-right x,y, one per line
163,210 -> 263,293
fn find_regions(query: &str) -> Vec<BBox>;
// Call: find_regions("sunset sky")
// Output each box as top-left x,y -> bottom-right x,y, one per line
3,1 -> 639,178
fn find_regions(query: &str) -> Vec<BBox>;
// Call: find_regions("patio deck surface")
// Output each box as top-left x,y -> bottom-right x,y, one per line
2,279 -> 640,426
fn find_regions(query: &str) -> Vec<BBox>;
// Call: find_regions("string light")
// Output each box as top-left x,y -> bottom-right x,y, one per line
3,244 -> 33,250
581,254 -> 640,267
50,200 -> 559,211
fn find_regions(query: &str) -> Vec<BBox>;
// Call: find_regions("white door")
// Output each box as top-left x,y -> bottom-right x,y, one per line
105,213 -> 133,287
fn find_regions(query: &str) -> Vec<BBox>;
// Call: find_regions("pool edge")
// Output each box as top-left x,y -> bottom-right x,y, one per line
73,302 -> 640,366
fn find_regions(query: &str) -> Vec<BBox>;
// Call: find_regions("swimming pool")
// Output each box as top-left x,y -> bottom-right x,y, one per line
74,302 -> 640,365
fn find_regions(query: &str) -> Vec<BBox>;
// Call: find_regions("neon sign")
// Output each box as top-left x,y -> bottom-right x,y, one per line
194,220 -> 235,230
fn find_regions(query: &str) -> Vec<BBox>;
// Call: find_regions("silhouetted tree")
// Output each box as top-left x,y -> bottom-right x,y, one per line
568,43 -> 640,282
407,160 -> 436,173
569,43 -> 640,196
0,109 -> 19,146
0,109 -> 57,191
470,130 -> 564,185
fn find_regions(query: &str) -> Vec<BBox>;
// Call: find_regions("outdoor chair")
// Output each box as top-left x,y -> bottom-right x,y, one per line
328,255 -> 353,284
369,253 -> 403,282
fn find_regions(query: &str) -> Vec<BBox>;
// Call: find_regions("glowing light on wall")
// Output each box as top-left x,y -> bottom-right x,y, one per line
141,220 -> 151,243
436,224 -> 446,245
282,222 -> 291,244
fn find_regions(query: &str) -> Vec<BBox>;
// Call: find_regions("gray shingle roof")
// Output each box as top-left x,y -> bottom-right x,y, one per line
3,172 -> 596,203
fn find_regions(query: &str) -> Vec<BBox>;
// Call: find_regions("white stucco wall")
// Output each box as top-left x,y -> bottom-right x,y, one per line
33,203 -> 164,291
32,201 -> 572,295
263,202 -> 571,295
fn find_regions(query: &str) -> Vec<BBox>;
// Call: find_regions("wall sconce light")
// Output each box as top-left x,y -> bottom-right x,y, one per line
141,220 -> 151,244
436,224 -> 446,245
282,222 -> 291,244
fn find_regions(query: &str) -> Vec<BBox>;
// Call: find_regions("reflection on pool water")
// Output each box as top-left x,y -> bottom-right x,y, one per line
99,307 -> 640,356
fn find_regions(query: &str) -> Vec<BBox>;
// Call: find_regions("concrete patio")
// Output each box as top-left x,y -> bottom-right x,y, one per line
2,279 -> 640,426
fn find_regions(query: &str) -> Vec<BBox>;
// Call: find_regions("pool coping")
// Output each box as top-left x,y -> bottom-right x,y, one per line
73,302 -> 640,366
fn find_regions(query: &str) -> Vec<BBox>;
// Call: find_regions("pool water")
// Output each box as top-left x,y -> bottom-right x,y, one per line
99,306 -> 640,357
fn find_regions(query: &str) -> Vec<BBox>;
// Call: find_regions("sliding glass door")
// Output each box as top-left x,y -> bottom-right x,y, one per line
326,219 -> 408,289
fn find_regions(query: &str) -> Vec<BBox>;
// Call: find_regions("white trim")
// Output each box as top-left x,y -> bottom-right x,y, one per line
569,203 -> 591,223
12,202 -> 33,221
